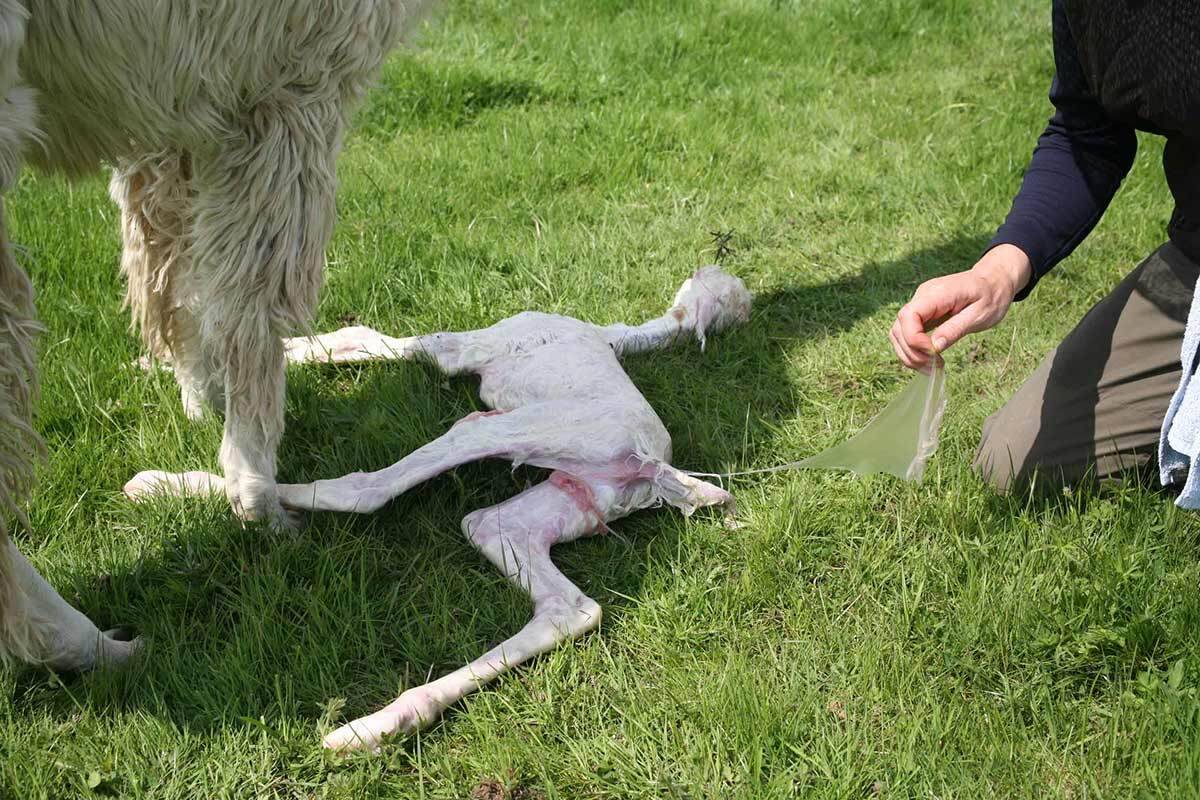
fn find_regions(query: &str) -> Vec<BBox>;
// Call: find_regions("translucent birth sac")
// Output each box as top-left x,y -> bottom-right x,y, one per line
798,359 -> 947,481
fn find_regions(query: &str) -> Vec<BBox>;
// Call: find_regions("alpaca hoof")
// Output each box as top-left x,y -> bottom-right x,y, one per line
124,471 -> 172,501
268,504 -> 308,533
98,627 -> 143,669
231,494 -> 307,533
322,689 -> 440,753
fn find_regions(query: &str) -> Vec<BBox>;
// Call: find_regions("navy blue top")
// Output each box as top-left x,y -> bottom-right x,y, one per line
989,0 -> 1200,300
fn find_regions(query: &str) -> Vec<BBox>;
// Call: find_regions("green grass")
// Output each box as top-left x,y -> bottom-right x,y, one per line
3,0 -> 1199,796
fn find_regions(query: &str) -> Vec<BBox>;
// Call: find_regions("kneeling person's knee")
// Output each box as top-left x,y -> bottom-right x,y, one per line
973,410 -> 1030,494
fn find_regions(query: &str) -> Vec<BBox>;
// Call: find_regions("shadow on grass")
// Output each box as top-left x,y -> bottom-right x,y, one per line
628,233 -> 995,469
16,233 -> 997,736
357,56 -> 548,137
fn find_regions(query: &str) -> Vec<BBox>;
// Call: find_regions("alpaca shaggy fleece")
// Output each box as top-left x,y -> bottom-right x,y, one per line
0,1 -> 432,667
0,204 -> 44,664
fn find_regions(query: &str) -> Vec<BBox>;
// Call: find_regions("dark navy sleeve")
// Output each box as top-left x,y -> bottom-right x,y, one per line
988,0 -> 1138,300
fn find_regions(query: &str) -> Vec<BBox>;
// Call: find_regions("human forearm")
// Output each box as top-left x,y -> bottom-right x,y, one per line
989,118 -> 1134,299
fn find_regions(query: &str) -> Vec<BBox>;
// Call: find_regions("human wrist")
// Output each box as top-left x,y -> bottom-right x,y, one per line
972,244 -> 1032,300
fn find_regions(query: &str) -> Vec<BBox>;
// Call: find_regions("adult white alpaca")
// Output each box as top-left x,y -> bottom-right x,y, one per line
0,2 -> 426,668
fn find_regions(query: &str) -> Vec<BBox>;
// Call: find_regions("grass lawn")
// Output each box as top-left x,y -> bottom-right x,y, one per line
3,0 -> 1199,796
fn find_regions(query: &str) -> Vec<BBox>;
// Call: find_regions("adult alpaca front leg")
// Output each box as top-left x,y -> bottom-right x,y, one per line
0,7 -> 138,669
190,102 -> 342,525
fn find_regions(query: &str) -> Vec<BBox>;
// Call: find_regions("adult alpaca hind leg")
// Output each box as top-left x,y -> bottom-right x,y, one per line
111,153 -> 219,421
0,207 -> 137,670
190,101 -> 344,525
0,3 -> 135,669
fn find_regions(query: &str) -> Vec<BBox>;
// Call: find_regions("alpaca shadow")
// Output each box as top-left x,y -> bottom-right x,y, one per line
16,234 -> 990,737
357,56 -> 546,137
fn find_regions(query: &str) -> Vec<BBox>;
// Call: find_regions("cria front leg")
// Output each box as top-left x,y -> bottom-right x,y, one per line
323,476 -> 609,752
283,326 -> 486,375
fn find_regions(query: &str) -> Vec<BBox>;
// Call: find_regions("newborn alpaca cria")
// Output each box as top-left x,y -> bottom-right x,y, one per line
127,266 -> 750,752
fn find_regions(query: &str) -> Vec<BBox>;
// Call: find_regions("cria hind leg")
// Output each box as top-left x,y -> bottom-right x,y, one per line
128,403 -> 619,513
125,406 -> 545,509
276,405 -> 596,513
323,476 -> 609,752
126,329 -> 493,511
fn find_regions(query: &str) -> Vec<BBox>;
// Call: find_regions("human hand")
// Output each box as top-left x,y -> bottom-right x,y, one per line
889,244 -> 1032,371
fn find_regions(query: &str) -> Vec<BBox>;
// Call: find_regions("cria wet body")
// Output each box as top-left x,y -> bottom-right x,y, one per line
127,266 -> 751,752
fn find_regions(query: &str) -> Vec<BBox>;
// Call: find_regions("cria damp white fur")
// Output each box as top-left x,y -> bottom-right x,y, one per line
127,266 -> 750,751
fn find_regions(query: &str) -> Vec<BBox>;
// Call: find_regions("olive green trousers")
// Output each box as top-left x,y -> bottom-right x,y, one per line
975,241 -> 1200,491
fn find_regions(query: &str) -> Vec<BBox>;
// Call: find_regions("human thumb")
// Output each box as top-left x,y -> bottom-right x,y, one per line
927,309 -> 976,354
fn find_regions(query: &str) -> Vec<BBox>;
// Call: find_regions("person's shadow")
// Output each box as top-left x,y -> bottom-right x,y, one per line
13,234 -> 993,741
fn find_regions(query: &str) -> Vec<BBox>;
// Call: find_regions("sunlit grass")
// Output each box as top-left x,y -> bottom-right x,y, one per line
2,1 -> 1197,797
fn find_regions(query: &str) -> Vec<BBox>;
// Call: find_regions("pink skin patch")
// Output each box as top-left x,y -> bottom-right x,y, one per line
549,471 -> 609,534
452,409 -> 509,427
